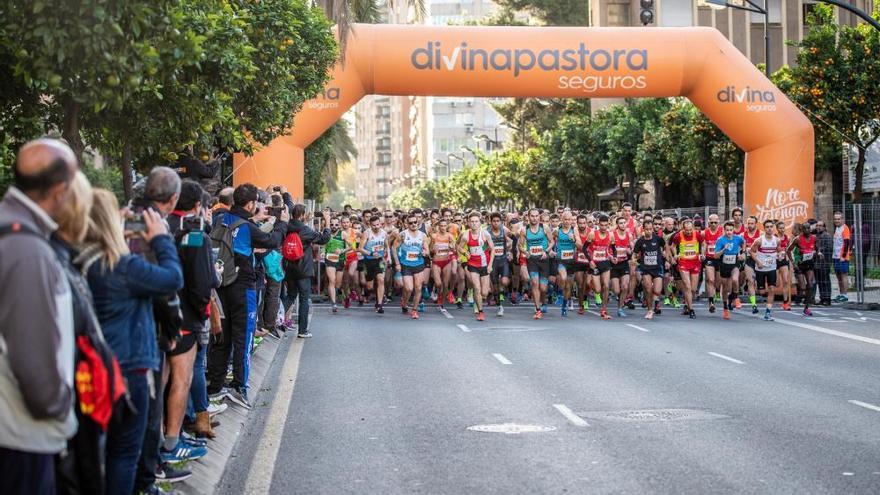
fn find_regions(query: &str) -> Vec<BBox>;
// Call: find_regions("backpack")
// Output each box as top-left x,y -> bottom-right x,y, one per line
262,250 -> 285,282
210,216 -> 247,287
282,230 -> 304,261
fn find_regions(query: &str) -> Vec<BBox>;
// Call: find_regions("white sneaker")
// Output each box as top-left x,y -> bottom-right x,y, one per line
497,305 -> 504,317
207,401 -> 228,417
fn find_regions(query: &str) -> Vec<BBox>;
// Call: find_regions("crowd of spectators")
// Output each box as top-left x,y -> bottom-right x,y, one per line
0,138 -> 328,495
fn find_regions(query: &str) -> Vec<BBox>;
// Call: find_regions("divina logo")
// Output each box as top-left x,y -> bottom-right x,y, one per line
716,85 -> 777,113
306,87 -> 341,110
410,41 -> 648,77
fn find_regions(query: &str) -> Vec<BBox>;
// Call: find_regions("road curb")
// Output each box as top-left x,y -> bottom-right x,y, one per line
178,335 -> 284,495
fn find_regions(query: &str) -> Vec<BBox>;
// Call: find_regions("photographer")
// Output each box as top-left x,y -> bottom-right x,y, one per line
163,180 -> 219,457
207,184 -> 288,410
284,205 -> 331,338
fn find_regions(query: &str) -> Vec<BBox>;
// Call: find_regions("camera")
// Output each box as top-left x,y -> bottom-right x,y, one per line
125,208 -> 146,232
273,186 -> 282,192
268,206 -> 284,217
182,215 -> 205,232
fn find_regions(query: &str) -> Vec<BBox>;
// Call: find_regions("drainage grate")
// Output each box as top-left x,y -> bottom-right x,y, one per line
467,423 -> 557,434
577,408 -> 728,423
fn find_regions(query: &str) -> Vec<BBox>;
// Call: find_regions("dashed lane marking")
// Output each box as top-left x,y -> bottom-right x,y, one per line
848,400 -> 880,413
457,324 -> 471,333
553,404 -> 590,427
492,353 -> 512,365
708,352 -> 745,365
625,323 -> 650,333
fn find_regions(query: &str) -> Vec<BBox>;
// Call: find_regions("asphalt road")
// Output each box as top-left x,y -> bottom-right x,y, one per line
217,299 -> 880,495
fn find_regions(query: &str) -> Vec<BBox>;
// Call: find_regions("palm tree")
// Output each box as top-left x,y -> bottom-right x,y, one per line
315,0 -> 426,50
324,119 -> 357,192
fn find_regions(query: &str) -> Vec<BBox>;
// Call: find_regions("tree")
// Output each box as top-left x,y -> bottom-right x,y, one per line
786,4 -> 880,202
304,119 -> 357,200
492,0 -> 587,25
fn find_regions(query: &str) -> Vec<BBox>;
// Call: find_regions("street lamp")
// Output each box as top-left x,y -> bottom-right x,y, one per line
434,158 -> 450,178
474,133 -> 502,151
447,152 -> 465,172
460,145 -> 478,158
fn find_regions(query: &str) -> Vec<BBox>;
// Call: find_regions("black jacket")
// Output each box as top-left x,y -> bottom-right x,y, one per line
222,205 -> 287,287
168,212 -> 219,332
285,219 -> 331,279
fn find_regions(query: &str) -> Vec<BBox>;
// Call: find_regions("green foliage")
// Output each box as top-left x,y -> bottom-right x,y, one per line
304,128 -> 332,201
492,0 -> 587,25
782,3 -> 880,200
81,160 -> 125,204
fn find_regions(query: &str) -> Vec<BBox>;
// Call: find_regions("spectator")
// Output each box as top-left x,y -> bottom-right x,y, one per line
258,192 -> 288,339
211,186 -> 234,228
815,220 -> 833,306
163,180 -> 219,458
0,139 -> 78,495
284,205 -> 331,338
831,211 -> 852,302
207,183 -> 288,409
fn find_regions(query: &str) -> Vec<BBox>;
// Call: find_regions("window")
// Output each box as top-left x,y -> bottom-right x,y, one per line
455,113 -> 474,126
377,152 -> 391,165
660,0 -> 694,27
606,3 -> 630,26
435,114 -> 456,127
751,0 -> 781,23
376,137 -> 391,150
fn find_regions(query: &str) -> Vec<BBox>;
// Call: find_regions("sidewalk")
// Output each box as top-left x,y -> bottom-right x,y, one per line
178,335 -> 284,495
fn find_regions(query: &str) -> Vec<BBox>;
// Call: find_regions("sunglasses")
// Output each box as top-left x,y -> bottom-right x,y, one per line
709,221 -> 718,224
408,221 -> 417,225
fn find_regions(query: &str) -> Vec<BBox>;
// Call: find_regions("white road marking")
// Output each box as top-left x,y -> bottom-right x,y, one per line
842,317 -> 867,323
440,308 -> 453,319
587,310 -> 601,317
848,400 -> 880,412
855,311 -> 863,316
457,324 -> 471,332
553,404 -> 590,427
812,310 -> 829,316
625,323 -> 650,333
244,339 -> 305,494
492,353 -> 512,365
771,318 -> 880,346
708,352 -> 745,364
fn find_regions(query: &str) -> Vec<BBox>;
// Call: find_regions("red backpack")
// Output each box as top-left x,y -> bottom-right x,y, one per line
282,231 -> 304,261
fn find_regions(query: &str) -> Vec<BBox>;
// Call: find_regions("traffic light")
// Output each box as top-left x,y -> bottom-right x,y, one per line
640,0 -> 655,25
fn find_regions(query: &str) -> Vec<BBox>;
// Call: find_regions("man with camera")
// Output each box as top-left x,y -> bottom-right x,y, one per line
207,184 -> 288,410
163,180 -> 219,460
284,205 -> 332,338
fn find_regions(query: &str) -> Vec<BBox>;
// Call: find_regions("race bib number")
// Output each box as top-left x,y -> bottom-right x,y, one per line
371,245 -> 384,255
406,251 -> 419,261
616,246 -> 628,259
643,254 -> 657,266
593,249 -> 607,261
802,251 -> 814,261
576,252 -> 588,263
469,246 -> 483,256
723,254 -> 737,264
435,243 -> 450,256
529,246 -> 544,256
326,253 -> 339,263
684,248 -> 698,258
493,246 -> 504,256
560,249 -> 574,260
707,245 -> 716,255
777,251 -> 786,260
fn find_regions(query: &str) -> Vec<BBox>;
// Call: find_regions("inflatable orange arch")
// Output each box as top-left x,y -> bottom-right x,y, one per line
234,24 -> 814,227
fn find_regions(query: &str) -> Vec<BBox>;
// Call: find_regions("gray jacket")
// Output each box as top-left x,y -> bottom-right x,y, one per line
0,187 -> 77,453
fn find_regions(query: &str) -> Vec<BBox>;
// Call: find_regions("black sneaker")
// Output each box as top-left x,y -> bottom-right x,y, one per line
267,327 -> 282,340
752,305 -> 759,315
208,388 -> 229,402
708,302 -> 716,314
297,332 -> 313,338
401,306 -> 409,314
156,462 -> 192,483
376,305 -> 384,314
227,388 -> 252,410
689,309 -> 696,319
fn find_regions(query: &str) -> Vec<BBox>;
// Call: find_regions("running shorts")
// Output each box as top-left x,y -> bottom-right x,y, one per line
834,259 -> 850,274
797,260 -> 815,273
640,267 -> 661,279
467,264 -> 490,277
755,270 -> 777,290
719,262 -> 738,279
704,257 -> 719,268
777,259 -> 789,269
678,259 -> 702,275
401,264 -> 425,277
167,331 -> 197,357
592,260 -> 612,276
558,260 -> 577,275
491,259 -> 511,284
363,258 -> 385,282
549,258 -> 559,278
570,263 -> 589,273
526,258 -> 551,280
610,262 -> 629,279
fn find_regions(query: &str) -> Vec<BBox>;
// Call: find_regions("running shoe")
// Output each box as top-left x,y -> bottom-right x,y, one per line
156,463 -> 192,484
208,388 -> 229,402
497,305 -> 504,317
561,305 -> 568,317
734,297 -> 743,309
803,307 -> 812,317
268,327 -> 282,340
645,311 -> 654,320
431,291 -> 438,303
350,290 -> 360,302
227,388 -> 252,410
600,309 -> 611,320
208,401 -> 227,416
180,431 -> 207,447
583,300 -> 590,310
594,294 -> 602,305
411,310 -> 419,320
343,297 -> 350,309
418,301 -> 425,313
709,302 -> 716,314
476,311 -> 485,321
447,291 -> 455,304
752,305 -> 759,315
654,300 -> 662,315
689,309 -> 696,319
763,309 -> 773,321
540,304 -> 548,314
663,297 -> 671,306
456,299 -> 464,310
533,309 -> 543,320
625,298 -> 636,310
376,305 -> 384,314
297,332 -> 312,338
782,301 -> 791,311
672,296 -> 681,308
617,308 -> 626,318
160,441 -> 207,463
577,307 -> 585,315
723,308 -> 731,320
358,298 -> 364,307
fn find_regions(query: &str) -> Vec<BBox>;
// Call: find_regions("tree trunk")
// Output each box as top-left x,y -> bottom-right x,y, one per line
122,143 -> 133,202
61,97 -> 85,162
852,146 -> 865,203
653,178 -> 664,209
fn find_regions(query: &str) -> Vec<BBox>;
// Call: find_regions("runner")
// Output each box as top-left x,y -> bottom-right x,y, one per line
573,214 -> 592,315
787,222 -> 822,317
359,214 -> 388,314
392,214 -> 430,319
340,215 -> 361,308
383,211 -> 401,302
776,220 -> 792,311
668,218 -> 702,319
660,216 -> 681,309
750,220 -> 781,321
323,216 -> 348,313
712,221 -> 745,320
742,216 -> 762,314
587,214 -> 614,320
458,212 -> 495,321
429,218 -> 456,310
488,212 -> 513,317
519,208 -> 552,319
610,216 -> 634,318
553,211 -> 579,317
633,217 -> 665,319
702,213 -> 723,314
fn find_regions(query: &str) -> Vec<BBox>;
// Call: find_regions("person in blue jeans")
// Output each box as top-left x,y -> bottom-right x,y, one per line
283,205 -> 331,337
78,190 -> 183,495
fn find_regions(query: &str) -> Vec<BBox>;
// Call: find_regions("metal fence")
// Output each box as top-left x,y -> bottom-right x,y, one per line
842,203 -> 880,305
